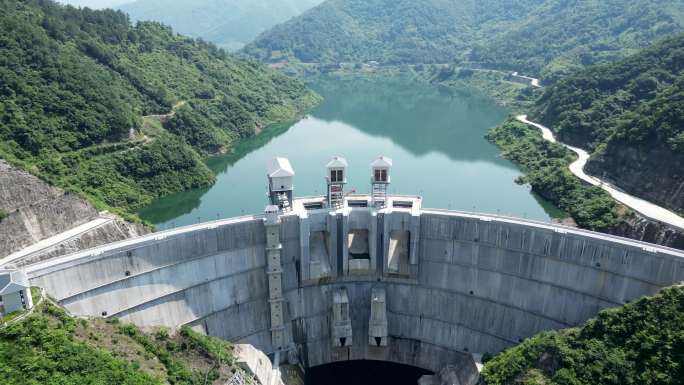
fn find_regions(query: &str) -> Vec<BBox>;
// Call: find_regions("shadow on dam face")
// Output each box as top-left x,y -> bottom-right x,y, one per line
306,360 -> 433,385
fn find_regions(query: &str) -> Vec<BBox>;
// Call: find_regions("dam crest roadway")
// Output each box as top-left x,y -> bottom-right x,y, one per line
11,156 -> 684,385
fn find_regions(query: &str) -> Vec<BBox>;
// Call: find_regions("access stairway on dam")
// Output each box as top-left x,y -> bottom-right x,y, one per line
15,156 -> 684,385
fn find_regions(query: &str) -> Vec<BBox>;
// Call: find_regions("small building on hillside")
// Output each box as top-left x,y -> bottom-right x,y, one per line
0,269 -> 33,316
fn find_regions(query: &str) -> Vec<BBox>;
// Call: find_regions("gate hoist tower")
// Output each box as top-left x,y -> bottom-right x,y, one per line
264,157 -> 294,354
326,156 -> 348,209
371,156 -> 392,208
266,157 -> 295,212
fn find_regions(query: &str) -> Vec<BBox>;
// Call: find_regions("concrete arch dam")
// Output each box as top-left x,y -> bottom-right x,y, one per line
25,195 -> 684,378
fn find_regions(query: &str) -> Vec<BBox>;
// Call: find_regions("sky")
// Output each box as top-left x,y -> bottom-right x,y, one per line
56,0 -> 132,9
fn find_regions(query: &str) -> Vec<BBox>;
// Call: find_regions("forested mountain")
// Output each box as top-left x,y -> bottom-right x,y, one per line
245,0 -> 684,81
244,0 -> 546,64
482,285 -> 684,385
534,33 -> 684,213
0,0 -> 318,221
119,0 -> 324,51
471,0 -> 684,82
57,0 -> 130,9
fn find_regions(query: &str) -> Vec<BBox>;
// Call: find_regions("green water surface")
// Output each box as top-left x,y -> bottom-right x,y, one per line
139,76 -> 563,229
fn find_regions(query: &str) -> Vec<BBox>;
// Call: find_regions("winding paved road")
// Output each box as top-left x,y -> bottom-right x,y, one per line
511,72 -> 541,87
516,114 -> 684,230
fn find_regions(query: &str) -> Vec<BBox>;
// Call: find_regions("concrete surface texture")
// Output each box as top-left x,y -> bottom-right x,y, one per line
21,195 -> 684,379
235,344 -> 285,385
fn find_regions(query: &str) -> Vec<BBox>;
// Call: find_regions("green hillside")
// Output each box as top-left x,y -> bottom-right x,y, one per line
0,298 -> 247,385
243,0 -> 546,65
245,0 -> 684,81
119,0 -> 324,51
472,0 -> 684,82
58,0 -> 130,8
0,0 -> 319,221
533,33 -> 684,213
481,285 -> 684,385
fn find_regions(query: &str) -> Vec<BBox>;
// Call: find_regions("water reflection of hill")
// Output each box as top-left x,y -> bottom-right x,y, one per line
139,76 -> 535,226
137,186 -> 212,225
137,123 -> 293,224
206,122 -> 293,175
310,76 -> 512,164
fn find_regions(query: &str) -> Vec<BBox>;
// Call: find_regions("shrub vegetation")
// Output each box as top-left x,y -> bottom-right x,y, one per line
0,301 -> 244,385
482,285 -> 684,385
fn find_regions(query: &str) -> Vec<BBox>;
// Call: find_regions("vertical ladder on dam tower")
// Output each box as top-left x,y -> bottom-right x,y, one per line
371,156 -> 392,208
264,205 -> 286,351
326,156 -> 348,209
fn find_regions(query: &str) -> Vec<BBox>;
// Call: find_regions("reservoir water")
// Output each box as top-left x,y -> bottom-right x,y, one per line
139,76 -> 563,229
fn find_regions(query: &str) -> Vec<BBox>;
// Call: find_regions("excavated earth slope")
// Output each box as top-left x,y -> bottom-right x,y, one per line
0,160 -> 148,263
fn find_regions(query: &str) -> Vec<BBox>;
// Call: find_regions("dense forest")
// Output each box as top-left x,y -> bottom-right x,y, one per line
471,0 -> 684,82
0,297 -> 245,384
0,0 -> 319,221
243,0 -> 547,65
481,285 -> 684,385
534,33 -> 684,213
244,0 -> 684,81
59,0 -> 129,8
119,0 -> 323,51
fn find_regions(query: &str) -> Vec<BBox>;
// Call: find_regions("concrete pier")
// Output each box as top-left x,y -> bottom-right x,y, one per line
23,195 -> 684,377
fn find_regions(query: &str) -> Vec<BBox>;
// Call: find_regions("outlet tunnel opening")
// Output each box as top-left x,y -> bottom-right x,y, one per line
306,360 -> 432,385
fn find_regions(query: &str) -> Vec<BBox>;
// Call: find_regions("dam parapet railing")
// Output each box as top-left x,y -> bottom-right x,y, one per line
422,207 -> 681,255
20,195 -> 684,279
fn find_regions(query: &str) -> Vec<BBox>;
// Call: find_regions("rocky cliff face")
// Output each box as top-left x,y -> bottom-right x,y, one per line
0,160 -> 149,262
9,219 -> 148,268
586,140 -> 684,215
0,160 -> 99,257
607,212 -> 684,251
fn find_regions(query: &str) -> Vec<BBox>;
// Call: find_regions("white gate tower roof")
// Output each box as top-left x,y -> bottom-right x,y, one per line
267,157 -> 295,178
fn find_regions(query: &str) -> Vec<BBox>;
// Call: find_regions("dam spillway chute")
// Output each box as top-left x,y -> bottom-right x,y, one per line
309,230 -> 332,279
348,229 -> 370,259
388,230 -> 410,275
348,229 -> 371,274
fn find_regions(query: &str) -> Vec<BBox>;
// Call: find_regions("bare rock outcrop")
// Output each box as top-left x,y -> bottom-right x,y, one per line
0,160 -> 149,262
586,140 -> 684,216
9,219 -> 148,268
0,160 -> 100,257
607,212 -> 684,251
